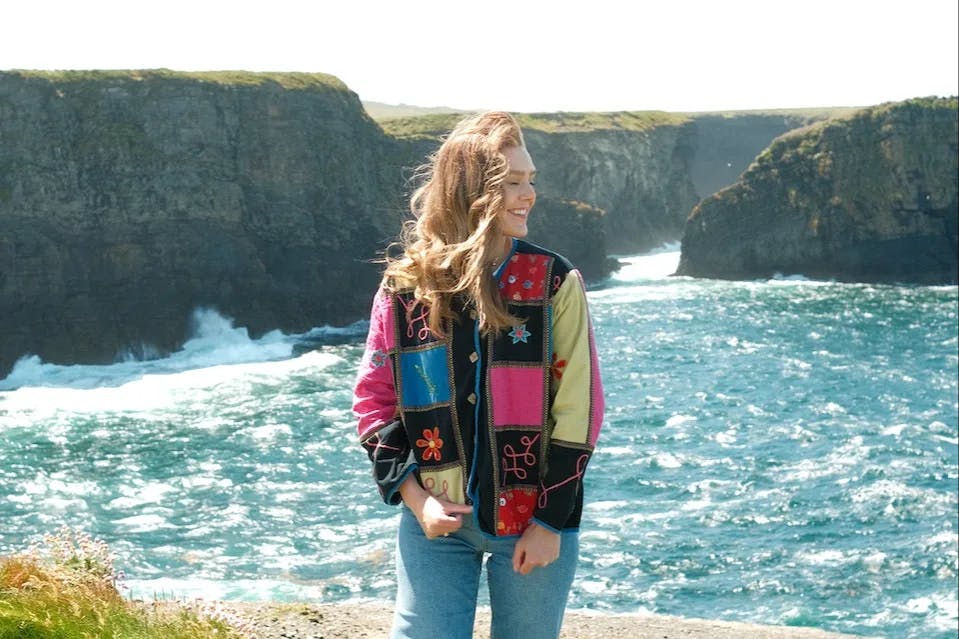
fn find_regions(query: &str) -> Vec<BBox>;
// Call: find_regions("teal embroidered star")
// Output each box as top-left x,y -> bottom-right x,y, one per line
508,324 -> 531,344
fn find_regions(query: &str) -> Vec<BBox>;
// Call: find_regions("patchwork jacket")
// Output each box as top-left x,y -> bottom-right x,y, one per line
353,239 -> 604,536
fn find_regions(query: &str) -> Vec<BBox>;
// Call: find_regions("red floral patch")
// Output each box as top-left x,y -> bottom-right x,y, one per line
416,427 -> 444,462
496,487 -> 538,536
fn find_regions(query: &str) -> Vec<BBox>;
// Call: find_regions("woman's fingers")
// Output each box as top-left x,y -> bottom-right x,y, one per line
512,522 -> 561,573
419,496 -> 474,538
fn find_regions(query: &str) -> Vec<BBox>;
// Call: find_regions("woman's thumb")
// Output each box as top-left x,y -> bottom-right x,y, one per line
447,503 -> 473,514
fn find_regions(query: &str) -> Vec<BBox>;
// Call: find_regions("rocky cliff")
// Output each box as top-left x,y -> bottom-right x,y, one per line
0,70 -> 405,375
676,97 -> 959,283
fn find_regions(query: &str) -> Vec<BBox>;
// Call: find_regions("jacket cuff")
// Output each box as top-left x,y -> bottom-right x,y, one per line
362,418 -> 418,506
533,444 -> 591,530
382,456 -> 419,506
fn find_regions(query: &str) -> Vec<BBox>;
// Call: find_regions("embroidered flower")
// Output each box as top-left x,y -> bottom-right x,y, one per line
508,274 -> 517,284
508,324 -> 531,344
416,427 -> 444,462
551,352 -> 567,380
522,280 -> 533,290
370,350 -> 388,368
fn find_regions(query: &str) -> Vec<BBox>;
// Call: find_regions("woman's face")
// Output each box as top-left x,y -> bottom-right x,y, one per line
497,145 -> 537,241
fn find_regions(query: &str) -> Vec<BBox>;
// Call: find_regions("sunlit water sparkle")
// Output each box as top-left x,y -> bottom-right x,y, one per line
1,249 -> 956,638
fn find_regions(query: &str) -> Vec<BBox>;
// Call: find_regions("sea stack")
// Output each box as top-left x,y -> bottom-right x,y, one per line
676,97 -> 959,284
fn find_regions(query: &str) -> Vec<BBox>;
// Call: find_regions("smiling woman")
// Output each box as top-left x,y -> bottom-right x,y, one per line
499,146 -> 537,240
352,111 -> 604,639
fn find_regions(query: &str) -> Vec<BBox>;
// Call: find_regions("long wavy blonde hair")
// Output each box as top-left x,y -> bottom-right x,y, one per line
384,111 -> 526,337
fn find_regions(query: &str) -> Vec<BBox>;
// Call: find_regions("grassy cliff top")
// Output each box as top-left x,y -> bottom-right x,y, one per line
363,101 -> 465,121
374,105 -> 888,140
380,110 -> 691,139
4,69 -> 350,91
771,95 -> 959,145
679,106 -> 862,119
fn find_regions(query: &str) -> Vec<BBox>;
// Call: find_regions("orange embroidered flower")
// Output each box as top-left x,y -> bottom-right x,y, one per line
416,427 -> 444,462
551,352 -> 567,380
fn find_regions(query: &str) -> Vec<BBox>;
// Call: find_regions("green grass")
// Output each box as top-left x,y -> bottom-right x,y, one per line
762,95 -> 959,149
362,101 -> 465,121
680,106 -> 863,119
5,69 -> 349,91
0,528 -> 250,639
379,110 -> 691,139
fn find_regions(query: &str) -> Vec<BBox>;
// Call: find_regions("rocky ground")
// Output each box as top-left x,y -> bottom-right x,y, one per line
208,601 -> 880,639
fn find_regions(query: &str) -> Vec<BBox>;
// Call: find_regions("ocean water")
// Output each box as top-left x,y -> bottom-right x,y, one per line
1,249 -> 956,638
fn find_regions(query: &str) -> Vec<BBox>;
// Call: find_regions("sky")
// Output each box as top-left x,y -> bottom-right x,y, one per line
2,0 -> 957,113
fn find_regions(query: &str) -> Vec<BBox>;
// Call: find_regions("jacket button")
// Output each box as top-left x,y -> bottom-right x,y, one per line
467,393 -> 477,404
469,351 -> 479,363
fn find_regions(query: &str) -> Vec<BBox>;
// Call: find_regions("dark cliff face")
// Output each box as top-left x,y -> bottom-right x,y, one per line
0,70 -> 405,375
676,98 -> 959,284
522,125 -> 699,254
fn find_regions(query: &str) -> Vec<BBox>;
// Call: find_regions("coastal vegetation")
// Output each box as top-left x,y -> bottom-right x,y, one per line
379,109 -> 691,139
11,68 -> 349,91
0,527 -> 250,639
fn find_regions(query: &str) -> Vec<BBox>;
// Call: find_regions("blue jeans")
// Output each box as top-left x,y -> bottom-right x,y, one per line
391,507 -> 580,639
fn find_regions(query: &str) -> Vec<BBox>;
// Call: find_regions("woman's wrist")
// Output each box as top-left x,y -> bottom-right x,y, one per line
398,474 -> 427,514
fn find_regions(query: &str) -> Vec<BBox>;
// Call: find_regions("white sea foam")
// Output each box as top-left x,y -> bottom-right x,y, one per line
924,531 -> 958,547
712,428 -> 738,445
609,247 -> 681,283
861,551 -> 887,573
797,549 -> 849,566
126,577 -> 330,602
881,423 -> 909,437
0,308 -> 357,392
579,579 -> 609,594
665,414 -> 697,428
108,482 -> 176,508
247,424 -> 293,440
653,452 -> 683,468
0,349 -> 343,420
584,500 -> 629,512
681,498 -> 712,511
114,514 -> 175,532
40,497 -> 89,511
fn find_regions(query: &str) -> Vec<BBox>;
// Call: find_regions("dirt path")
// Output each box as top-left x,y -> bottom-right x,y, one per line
214,601 -> 880,639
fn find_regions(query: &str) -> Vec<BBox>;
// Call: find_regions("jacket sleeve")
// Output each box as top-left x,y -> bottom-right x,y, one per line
353,288 -> 418,505
534,269 -> 604,532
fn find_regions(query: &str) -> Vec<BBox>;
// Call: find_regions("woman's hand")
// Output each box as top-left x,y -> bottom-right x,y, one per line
398,475 -> 472,539
512,522 -> 561,574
